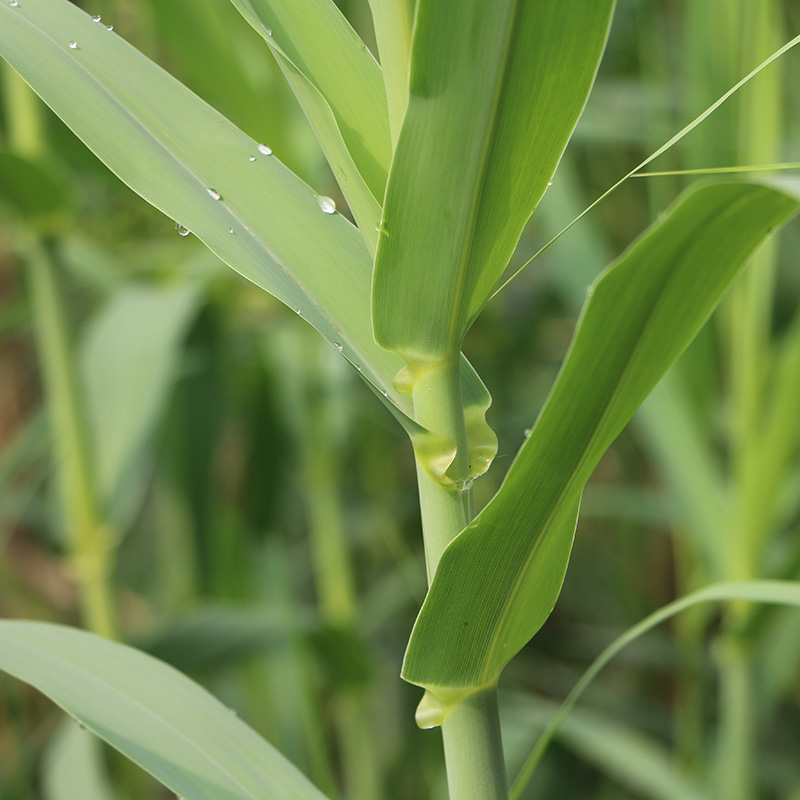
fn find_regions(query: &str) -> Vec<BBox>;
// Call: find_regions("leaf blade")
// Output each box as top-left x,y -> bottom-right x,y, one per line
402,181 -> 799,694
0,621 -> 329,800
0,0 -> 405,413
372,0 -> 616,364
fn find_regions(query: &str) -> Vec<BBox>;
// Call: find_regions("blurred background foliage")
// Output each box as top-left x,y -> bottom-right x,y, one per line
1,1 -> 800,799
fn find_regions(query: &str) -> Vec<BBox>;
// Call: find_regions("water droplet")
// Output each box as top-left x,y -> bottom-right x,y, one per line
333,342 -> 343,352
294,308 -> 302,315
381,390 -> 388,398
229,708 -> 238,717
68,41 -> 78,49
10,0 -> 20,7
455,477 -> 475,493
257,143 -> 272,156
317,196 -> 336,214
106,24 -> 113,31
91,14 -> 101,22
175,223 -> 190,237
264,27 -> 272,36
248,156 -> 256,162
355,365 -> 362,373
207,188 -> 221,201
523,428 -> 532,439
547,180 -> 553,187
227,227 -> 235,235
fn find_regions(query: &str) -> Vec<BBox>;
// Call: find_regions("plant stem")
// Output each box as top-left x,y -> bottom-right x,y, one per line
26,239 -> 116,639
442,687 -> 508,800
412,357 -> 509,800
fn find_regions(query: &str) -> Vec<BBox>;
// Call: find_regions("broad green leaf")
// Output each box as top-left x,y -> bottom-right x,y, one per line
80,283 -> 200,526
43,720 -> 116,800
511,580 -> 800,797
402,182 -> 799,702
0,621 -> 329,800
228,0 -> 391,246
372,0 -> 616,366
0,0 -> 495,466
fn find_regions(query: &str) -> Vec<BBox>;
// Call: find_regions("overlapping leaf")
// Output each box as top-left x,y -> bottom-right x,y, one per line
402,182 -> 799,700
229,0 -> 391,246
372,0 -> 616,366
0,0 -> 496,468
0,621 -> 329,800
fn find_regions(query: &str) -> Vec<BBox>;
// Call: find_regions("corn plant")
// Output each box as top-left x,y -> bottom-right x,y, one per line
2,1 -> 800,798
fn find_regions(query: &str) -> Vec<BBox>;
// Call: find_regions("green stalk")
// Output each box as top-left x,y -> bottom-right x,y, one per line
6,69 -> 116,639
412,357 -> 509,800
25,239 -> 116,639
714,4 -> 782,798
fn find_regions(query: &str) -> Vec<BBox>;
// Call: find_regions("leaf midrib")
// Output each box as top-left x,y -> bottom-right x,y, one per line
444,1 -> 521,353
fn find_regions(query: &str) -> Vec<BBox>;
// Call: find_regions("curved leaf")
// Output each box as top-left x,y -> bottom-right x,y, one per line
0,621 -> 329,800
402,182 -> 799,699
0,0 -> 402,411
372,0 -> 616,365
511,580 -> 800,797
0,0 -> 495,464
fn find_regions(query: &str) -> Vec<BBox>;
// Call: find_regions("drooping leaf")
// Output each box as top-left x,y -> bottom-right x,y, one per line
0,0 -> 398,408
0,621 -> 329,800
0,0 -> 495,467
372,0 -> 616,366
511,580 -> 800,797
402,182 -> 799,702
228,0 -> 391,245
504,696 -> 713,800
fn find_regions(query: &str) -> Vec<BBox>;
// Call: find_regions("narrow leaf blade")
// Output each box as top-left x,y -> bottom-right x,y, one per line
228,0 -> 391,244
0,0 -> 405,413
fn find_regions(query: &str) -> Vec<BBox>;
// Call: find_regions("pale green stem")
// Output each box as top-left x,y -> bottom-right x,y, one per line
412,357 -> 509,800
442,687 -> 508,800
26,239 -> 116,640
716,5 -> 782,798
6,68 -> 116,639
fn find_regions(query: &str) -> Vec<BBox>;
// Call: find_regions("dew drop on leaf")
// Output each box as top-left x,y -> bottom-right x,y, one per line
248,156 -> 256,162
257,143 -> 272,156
333,342 -> 343,352
317,196 -> 336,214
207,188 -> 221,201
10,1 -> 20,7
175,223 -> 190,237
106,24 -> 113,31
227,227 -> 235,235
68,41 -> 78,49
91,14 -> 101,22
